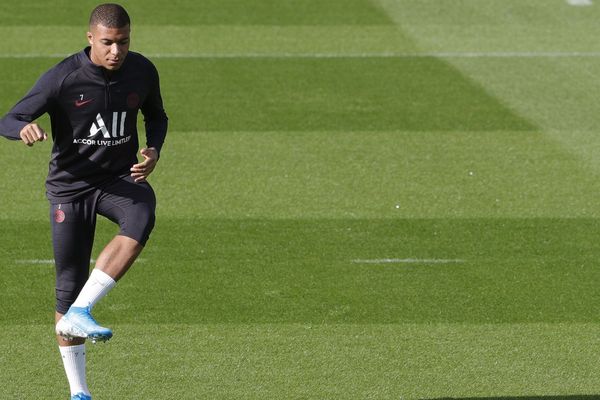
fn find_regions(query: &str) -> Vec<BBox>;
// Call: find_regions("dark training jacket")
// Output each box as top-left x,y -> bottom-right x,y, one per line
0,47 -> 168,203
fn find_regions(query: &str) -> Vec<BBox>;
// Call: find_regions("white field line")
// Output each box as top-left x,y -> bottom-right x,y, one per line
15,259 -> 56,265
352,258 -> 465,264
15,258 -> 145,265
567,0 -> 593,5
4,51 -> 600,59
15,259 -> 96,265
149,52 -> 600,59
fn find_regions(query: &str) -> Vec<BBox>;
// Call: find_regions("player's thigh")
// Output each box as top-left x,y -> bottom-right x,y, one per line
96,175 -> 156,246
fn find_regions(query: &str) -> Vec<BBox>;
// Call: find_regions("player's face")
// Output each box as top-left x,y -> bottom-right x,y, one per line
87,24 -> 130,71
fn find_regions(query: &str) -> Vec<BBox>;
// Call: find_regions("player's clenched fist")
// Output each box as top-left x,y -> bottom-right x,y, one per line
19,122 -> 48,146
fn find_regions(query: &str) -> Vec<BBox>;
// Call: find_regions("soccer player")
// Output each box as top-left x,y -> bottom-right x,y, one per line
0,4 -> 168,400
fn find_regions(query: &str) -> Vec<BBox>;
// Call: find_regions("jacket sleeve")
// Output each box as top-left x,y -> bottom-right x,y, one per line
0,68 -> 58,140
141,61 -> 168,156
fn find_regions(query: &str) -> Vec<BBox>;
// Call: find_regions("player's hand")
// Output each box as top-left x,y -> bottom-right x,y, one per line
19,123 -> 48,146
131,147 -> 158,183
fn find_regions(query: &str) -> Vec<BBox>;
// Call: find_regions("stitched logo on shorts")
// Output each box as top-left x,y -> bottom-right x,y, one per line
54,209 -> 65,223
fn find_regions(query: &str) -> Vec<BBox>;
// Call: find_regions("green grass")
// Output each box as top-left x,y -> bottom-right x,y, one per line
0,0 -> 392,26
0,57 -> 535,132
2,0 -> 600,399
156,58 -> 534,132
3,217 -> 600,326
3,323 -> 600,399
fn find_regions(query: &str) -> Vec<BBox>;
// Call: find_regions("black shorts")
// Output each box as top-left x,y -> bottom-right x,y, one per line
51,175 -> 156,314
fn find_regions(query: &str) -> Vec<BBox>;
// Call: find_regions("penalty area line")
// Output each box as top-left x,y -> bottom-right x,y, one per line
352,258 -> 465,265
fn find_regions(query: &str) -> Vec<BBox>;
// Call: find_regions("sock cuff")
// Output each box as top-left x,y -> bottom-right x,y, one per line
59,344 -> 86,354
91,268 -> 117,287
71,268 -> 116,309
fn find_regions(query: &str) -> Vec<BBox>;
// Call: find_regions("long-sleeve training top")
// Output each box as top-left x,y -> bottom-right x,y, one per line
0,46 -> 168,203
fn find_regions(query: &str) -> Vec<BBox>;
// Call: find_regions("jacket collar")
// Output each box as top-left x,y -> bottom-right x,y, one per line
79,46 -> 128,79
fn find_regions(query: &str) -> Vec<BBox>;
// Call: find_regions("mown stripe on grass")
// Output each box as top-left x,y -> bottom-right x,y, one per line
7,51 -> 600,59
0,25 -> 417,56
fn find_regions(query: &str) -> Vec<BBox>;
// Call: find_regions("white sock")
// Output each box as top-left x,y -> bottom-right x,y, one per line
71,268 -> 116,309
59,344 -> 90,396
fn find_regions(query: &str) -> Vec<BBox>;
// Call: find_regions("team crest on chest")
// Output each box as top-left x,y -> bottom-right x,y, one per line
127,92 -> 139,109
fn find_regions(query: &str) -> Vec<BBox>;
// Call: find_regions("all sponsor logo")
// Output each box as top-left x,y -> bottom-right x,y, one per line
73,112 -> 131,146
89,112 -> 127,139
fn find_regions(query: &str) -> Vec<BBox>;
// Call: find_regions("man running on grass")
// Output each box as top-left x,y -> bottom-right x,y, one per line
0,3 -> 168,399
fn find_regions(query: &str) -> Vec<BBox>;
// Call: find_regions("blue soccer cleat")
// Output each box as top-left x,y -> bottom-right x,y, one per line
71,392 -> 92,400
56,306 -> 113,343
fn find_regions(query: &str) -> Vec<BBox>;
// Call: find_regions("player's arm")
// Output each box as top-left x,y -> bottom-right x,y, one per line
132,61 -> 168,182
0,69 -> 56,146
140,61 -> 167,156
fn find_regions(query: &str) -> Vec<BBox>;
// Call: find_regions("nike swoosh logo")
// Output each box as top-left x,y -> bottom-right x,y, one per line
75,99 -> 94,107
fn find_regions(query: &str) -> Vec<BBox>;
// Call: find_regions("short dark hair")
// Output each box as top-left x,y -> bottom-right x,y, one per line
89,3 -> 130,28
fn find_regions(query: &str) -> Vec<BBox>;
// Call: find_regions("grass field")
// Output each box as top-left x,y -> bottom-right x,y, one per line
2,0 -> 600,399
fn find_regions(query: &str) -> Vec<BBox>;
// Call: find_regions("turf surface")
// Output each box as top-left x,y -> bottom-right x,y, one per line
2,0 -> 600,399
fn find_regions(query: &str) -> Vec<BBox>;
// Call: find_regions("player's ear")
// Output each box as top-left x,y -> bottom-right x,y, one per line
86,31 -> 93,46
